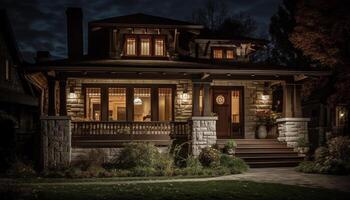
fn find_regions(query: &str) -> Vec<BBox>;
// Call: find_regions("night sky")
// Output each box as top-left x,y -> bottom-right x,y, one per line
1,0 -> 282,62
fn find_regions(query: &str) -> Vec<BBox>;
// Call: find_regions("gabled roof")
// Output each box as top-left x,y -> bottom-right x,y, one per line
90,13 -> 204,29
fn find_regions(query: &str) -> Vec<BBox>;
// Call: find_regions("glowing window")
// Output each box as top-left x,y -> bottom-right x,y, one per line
108,88 -> 126,121
155,39 -> 164,56
226,50 -> 234,59
140,38 -> 150,56
86,88 -> 101,121
126,38 -> 136,55
231,90 -> 240,123
213,49 -> 223,59
134,88 -> 151,121
158,88 -> 172,121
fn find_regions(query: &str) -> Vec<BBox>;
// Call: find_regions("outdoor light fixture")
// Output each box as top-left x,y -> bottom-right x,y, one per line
134,97 -> 143,105
263,82 -> 270,95
68,85 -> 77,98
182,83 -> 189,100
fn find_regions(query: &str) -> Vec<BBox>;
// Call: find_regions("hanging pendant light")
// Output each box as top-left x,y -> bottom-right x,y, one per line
134,96 -> 143,105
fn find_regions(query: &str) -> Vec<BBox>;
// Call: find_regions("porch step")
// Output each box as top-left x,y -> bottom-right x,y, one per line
220,139 -> 304,168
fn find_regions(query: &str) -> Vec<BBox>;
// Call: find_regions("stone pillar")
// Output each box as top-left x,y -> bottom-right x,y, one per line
192,83 -> 201,116
191,116 -> 218,156
276,118 -> 310,147
41,116 -> 71,169
202,83 -> 212,116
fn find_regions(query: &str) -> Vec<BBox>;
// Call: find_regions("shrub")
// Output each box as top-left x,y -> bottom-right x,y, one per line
6,160 -> 36,178
220,154 -> 249,173
296,136 -> 350,175
296,136 -> 309,147
296,161 -> 317,173
198,147 -> 220,167
74,149 -> 108,171
130,167 -> 157,177
327,136 -> 350,161
180,156 -> 203,176
224,140 -> 237,150
153,153 -> 174,176
116,142 -> 159,169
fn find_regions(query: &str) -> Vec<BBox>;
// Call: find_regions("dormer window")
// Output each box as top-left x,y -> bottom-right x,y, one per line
140,38 -> 151,56
126,38 -> 136,55
155,39 -> 164,56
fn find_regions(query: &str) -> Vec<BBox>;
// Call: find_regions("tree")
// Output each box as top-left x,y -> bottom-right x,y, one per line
289,0 -> 350,133
192,0 -> 257,37
269,0 -> 310,66
192,0 -> 228,31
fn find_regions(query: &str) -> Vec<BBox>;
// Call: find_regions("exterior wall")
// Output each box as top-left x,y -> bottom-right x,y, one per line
41,116 -> 71,169
67,78 -> 192,122
212,80 -> 274,139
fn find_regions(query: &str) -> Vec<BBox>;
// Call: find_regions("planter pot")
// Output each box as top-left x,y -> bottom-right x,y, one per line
257,125 -> 268,139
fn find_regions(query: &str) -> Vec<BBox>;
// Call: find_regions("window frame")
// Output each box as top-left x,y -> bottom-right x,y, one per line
211,47 -> 236,60
123,34 -> 167,58
83,84 -> 175,122
124,35 -> 137,56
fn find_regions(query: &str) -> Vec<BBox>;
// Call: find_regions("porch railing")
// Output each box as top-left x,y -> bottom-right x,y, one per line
71,121 -> 191,147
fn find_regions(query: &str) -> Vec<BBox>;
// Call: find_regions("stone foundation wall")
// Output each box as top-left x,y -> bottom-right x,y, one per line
212,80 -> 274,139
276,118 -> 310,147
191,116 -> 217,156
41,116 -> 71,169
67,79 -> 192,121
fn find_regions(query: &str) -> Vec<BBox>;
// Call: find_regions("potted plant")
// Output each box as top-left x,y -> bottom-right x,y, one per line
296,136 -> 310,154
224,139 -> 237,155
255,110 -> 273,139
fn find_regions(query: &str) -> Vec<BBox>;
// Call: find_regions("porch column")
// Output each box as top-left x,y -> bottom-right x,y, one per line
202,83 -> 212,116
48,77 -> 56,116
282,83 -> 294,118
192,83 -> 201,116
293,84 -> 302,117
59,79 -> 67,116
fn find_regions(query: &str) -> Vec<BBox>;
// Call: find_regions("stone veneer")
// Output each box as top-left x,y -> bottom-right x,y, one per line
191,116 -> 218,156
41,116 -> 71,169
276,118 -> 310,147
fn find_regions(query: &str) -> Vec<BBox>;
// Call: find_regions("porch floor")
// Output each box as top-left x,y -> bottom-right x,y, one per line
217,139 -> 305,168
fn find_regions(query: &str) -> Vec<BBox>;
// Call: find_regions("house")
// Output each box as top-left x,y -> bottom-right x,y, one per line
24,8 -> 331,169
0,10 -> 39,171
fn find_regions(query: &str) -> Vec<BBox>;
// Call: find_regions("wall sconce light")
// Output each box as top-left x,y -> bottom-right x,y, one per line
182,83 -> 189,100
263,82 -> 270,95
68,85 -> 77,98
339,111 -> 345,118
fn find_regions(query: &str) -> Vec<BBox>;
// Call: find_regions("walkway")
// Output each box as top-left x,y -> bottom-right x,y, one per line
7,168 -> 350,192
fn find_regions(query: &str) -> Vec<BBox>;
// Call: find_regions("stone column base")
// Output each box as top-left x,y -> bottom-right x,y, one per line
191,116 -> 218,156
41,116 -> 71,169
276,118 -> 310,148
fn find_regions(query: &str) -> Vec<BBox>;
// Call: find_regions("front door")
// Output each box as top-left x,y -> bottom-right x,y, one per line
213,87 -> 244,139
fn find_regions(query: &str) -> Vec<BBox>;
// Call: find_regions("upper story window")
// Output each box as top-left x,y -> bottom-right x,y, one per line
126,38 -> 136,55
212,48 -> 236,60
140,38 -> 151,56
213,49 -> 223,59
155,39 -> 164,56
123,35 -> 166,58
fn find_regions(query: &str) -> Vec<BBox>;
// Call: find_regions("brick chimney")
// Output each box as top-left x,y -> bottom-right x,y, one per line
66,7 -> 83,59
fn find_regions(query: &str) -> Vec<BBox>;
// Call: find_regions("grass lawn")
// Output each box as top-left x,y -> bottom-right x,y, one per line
3,180 -> 349,200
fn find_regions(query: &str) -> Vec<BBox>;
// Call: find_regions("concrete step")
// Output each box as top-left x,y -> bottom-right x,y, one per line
241,155 -> 304,163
